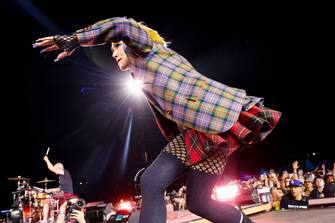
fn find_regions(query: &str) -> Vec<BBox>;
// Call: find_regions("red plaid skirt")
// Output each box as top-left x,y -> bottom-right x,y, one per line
183,105 -> 281,165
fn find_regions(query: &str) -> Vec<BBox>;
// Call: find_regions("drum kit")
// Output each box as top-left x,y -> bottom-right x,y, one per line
7,176 -> 63,223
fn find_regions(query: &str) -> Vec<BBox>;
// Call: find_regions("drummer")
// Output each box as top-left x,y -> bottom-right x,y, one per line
42,155 -> 75,222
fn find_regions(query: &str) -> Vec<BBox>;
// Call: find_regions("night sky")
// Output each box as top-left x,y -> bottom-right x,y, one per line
1,2 -> 325,210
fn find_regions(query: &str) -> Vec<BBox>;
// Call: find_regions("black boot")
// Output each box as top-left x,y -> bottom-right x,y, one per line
241,212 -> 255,223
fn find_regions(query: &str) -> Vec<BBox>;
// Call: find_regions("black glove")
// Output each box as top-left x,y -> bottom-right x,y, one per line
53,34 -> 79,51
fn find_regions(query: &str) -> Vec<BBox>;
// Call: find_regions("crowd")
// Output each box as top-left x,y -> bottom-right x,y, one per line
240,161 -> 335,210
164,161 -> 335,212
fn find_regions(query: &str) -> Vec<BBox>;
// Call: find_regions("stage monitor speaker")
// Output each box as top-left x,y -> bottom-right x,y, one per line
85,202 -> 106,223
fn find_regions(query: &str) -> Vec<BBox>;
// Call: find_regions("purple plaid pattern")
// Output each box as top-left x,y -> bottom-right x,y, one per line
76,17 -> 152,54
131,44 -> 247,134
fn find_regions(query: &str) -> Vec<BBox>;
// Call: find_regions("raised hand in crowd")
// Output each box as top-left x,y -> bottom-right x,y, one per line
322,163 -> 326,176
292,161 -> 300,180
292,161 -> 300,171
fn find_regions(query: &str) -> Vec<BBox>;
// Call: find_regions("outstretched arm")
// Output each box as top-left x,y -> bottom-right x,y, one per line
34,17 -> 152,61
33,35 -> 78,62
76,17 -> 152,53
43,156 -> 64,175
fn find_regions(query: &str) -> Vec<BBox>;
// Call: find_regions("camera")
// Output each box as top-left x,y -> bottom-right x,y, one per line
65,198 -> 86,220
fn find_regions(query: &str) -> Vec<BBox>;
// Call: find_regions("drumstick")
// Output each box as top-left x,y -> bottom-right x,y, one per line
46,147 -> 50,156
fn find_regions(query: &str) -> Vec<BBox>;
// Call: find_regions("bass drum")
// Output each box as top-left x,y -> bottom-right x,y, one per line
8,206 -> 38,223
23,204 -> 40,223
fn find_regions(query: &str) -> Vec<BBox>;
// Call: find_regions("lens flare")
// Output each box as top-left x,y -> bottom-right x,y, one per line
126,78 -> 143,95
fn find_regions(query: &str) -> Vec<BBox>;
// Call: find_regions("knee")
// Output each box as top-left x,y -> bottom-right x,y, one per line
186,191 -> 213,216
187,198 -> 204,215
140,169 -> 151,190
140,169 -> 164,193
187,203 -> 202,216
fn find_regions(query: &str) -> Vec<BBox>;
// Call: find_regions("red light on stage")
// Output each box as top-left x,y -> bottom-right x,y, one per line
212,182 -> 239,201
116,199 -> 136,213
212,181 -> 256,205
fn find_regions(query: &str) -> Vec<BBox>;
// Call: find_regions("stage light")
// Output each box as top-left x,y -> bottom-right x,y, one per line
126,78 -> 143,95
212,182 -> 239,201
108,199 -> 137,223
116,200 -> 136,213
212,181 -> 254,205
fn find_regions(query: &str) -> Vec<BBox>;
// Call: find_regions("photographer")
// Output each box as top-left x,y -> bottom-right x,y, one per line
56,198 -> 86,223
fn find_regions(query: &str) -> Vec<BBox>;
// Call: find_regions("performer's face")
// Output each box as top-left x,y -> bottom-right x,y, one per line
112,42 -> 130,71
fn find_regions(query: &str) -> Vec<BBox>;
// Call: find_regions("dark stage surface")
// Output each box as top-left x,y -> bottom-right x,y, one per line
165,207 -> 335,223
0,2 -> 324,212
249,207 -> 335,223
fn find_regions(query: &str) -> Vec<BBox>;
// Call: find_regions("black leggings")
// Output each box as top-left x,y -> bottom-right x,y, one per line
139,152 -> 242,223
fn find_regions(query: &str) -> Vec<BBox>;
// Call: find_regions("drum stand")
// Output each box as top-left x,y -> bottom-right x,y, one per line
48,199 -> 59,223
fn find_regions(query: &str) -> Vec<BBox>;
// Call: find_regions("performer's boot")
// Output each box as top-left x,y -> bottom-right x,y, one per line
241,212 -> 255,223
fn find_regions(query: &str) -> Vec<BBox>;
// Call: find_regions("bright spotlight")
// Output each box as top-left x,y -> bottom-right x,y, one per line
212,182 -> 239,201
212,181 -> 262,206
116,199 -> 136,213
126,78 -> 143,95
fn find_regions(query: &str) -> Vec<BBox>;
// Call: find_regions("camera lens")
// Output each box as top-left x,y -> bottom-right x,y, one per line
75,198 -> 86,208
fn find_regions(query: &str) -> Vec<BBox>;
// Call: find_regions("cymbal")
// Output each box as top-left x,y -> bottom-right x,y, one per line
8,176 -> 31,181
36,178 -> 56,183
33,186 -> 44,192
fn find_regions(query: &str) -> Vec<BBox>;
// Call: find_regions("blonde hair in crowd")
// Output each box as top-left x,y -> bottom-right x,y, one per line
138,22 -> 169,46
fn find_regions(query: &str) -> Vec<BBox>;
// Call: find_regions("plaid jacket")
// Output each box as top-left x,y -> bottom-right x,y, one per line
76,17 -> 252,135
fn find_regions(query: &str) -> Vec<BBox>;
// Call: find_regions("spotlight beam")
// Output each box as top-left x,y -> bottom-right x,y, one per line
126,78 -> 143,95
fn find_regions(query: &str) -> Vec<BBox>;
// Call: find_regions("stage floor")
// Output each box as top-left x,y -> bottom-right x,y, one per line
249,206 -> 335,223
166,206 -> 335,223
